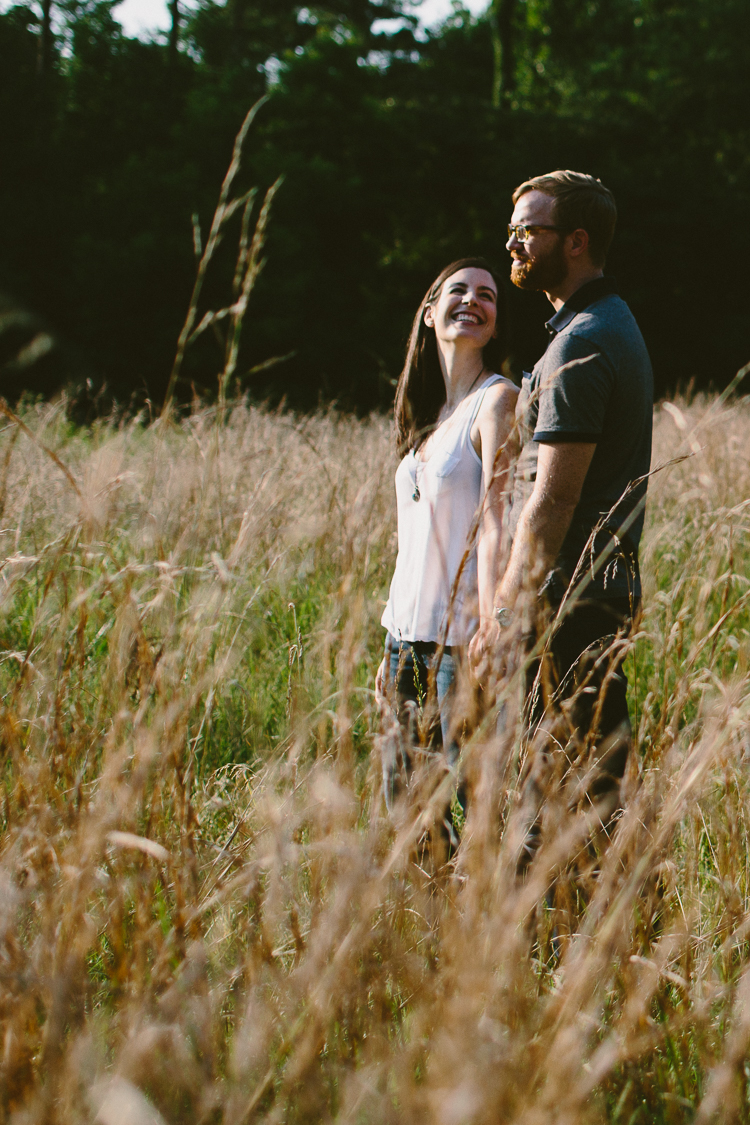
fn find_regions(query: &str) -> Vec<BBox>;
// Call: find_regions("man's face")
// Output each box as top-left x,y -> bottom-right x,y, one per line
506,189 -> 568,292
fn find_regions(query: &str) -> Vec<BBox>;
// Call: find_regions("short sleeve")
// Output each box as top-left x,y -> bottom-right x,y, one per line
533,332 -> 614,443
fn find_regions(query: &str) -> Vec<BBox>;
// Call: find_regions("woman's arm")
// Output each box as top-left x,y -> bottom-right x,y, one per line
468,382 -> 518,667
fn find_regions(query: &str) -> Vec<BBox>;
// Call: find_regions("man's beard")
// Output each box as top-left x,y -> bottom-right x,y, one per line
510,237 -> 568,291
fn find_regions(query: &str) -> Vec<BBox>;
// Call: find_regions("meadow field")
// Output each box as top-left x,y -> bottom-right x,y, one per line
1,388 -> 750,1124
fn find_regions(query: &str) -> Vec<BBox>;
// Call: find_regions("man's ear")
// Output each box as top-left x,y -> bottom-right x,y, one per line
566,228 -> 590,259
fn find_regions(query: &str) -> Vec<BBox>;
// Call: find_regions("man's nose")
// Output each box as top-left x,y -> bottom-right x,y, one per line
506,232 -> 519,251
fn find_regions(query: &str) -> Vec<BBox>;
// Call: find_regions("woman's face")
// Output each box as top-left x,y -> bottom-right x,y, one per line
423,267 -> 498,350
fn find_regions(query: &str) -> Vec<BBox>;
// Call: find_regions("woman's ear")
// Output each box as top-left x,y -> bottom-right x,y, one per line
423,304 -> 435,328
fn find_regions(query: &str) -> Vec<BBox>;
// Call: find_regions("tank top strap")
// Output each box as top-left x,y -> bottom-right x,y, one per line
465,373 -> 507,431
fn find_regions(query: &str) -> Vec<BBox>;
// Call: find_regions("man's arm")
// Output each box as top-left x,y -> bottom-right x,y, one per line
495,439 -> 596,611
468,439 -> 596,675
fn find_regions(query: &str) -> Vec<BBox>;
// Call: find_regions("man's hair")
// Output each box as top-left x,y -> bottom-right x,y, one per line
513,170 -> 617,267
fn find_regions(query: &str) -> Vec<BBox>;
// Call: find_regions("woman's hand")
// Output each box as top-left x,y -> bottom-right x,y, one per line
375,658 -> 387,709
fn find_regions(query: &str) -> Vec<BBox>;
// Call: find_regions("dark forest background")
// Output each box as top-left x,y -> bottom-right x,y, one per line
1,0 -> 748,413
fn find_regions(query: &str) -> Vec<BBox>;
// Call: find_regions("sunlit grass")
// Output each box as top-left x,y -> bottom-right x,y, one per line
1,390 -> 749,1123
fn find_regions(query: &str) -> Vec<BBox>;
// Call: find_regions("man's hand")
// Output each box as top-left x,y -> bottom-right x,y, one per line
468,618 -> 503,682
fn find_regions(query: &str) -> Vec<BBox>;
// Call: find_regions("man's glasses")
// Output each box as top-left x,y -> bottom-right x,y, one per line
507,223 -> 562,242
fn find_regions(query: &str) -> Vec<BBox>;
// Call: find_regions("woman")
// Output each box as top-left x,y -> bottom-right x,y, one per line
376,257 -> 518,810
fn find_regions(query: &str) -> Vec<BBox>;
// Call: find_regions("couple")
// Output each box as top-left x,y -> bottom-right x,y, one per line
376,169 -> 653,842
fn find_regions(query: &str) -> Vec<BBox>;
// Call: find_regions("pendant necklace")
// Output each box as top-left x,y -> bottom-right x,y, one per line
412,459 -> 423,502
412,363 -> 485,501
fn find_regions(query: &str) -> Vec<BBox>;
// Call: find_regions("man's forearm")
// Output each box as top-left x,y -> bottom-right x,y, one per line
495,440 -> 596,612
495,492 -> 577,609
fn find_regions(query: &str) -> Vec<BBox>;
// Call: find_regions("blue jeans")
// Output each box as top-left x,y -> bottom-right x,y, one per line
382,632 -> 461,815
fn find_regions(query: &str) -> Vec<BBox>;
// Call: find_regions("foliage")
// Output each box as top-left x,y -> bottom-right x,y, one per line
0,0 -> 748,410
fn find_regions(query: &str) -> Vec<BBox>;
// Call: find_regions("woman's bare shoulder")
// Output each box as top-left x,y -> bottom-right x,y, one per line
481,377 -> 519,417
471,376 -> 519,457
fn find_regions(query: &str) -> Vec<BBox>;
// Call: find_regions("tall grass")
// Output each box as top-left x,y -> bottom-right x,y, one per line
0,389 -> 749,1124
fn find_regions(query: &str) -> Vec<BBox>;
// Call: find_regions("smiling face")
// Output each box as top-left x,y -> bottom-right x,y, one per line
506,189 -> 568,293
423,267 -> 498,349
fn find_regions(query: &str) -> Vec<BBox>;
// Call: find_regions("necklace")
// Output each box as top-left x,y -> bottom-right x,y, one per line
412,459 -> 424,502
412,363 -> 485,501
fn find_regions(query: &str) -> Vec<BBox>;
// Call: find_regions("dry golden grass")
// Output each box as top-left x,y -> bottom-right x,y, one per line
0,389 -> 749,1125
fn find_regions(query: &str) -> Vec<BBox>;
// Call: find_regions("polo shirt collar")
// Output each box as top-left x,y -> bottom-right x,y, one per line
545,275 -> 618,336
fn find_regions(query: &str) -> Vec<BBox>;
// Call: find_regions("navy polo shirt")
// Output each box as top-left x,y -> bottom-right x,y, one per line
509,277 -> 654,601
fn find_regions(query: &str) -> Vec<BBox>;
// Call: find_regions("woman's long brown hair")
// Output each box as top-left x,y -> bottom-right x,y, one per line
393,257 -> 509,456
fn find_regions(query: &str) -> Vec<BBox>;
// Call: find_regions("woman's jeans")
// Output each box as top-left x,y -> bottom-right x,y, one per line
382,632 -> 460,815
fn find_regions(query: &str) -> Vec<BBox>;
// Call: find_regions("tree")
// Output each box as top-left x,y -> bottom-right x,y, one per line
0,0 -> 748,409
490,0 -> 515,106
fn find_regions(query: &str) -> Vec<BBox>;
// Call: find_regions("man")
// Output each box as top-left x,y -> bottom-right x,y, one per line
470,170 -> 653,843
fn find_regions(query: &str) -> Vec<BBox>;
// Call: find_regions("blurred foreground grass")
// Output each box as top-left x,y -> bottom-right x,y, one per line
1,392 -> 750,1124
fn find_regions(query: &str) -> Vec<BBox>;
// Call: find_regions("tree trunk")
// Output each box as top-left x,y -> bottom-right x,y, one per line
168,0 -> 180,66
490,0 -> 516,107
37,0 -> 53,77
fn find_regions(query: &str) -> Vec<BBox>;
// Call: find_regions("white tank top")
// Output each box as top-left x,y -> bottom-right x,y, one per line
381,374 -> 514,646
